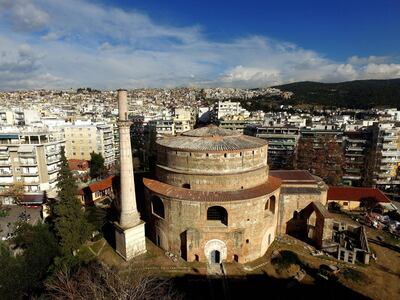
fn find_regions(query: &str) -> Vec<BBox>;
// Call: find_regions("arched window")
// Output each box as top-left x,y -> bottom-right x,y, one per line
264,199 -> 269,210
207,206 -> 228,226
151,196 -> 165,219
269,195 -> 276,214
182,183 -> 191,189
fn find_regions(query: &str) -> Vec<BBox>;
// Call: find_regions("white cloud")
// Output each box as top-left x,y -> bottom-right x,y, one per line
362,63 -> 400,79
0,0 -> 49,32
348,55 -> 389,65
0,0 -> 399,90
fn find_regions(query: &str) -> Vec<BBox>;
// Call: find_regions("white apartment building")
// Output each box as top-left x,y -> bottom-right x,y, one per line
64,121 -> 115,167
0,109 -> 41,126
215,100 -> 250,120
374,122 -> 400,188
147,119 -> 175,138
0,128 -> 65,204
173,108 -> 195,134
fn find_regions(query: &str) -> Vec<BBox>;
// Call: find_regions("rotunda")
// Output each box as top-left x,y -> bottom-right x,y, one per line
143,126 -> 281,263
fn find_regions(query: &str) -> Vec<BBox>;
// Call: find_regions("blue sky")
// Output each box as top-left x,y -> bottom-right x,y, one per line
0,0 -> 399,90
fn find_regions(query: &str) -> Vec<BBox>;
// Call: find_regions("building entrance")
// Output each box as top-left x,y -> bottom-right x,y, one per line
210,250 -> 221,264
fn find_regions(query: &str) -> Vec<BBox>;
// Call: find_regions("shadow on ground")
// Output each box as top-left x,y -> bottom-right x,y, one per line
172,273 -> 371,300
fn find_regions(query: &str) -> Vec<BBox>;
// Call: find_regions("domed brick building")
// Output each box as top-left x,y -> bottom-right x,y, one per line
143,126 -> 327,264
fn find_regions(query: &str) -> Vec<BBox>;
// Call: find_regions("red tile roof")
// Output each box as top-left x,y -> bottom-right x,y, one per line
88,176 -> 114,193
327,187 -> 391,203
269,170 -> 316,182
143,176 -> 281,202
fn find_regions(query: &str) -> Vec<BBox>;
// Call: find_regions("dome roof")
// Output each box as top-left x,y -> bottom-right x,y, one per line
157,125 -> 267,152
181,126 -> 239,137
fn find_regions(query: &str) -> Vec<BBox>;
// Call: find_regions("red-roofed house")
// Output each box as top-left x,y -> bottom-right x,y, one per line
79,175 -> 115,205
327,186 -> 392,211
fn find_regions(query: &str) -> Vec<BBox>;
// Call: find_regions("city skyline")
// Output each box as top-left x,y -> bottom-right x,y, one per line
0,0 -> 399,90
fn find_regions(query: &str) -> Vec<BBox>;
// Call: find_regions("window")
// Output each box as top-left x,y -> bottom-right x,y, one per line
269,195 -> 276,214
182,183 -> 191,189
207,206 -> 228,226
264,200 -> 269,210
151,196 -> 165,219
343,202 -> 349,206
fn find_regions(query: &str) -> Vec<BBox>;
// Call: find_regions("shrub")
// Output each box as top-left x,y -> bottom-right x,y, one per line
271,250 -> 302,271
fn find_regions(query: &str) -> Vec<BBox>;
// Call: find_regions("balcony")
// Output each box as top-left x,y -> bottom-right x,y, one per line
382,143 -> 397,150
343,175 -> 361,180
379,165 -> 393,171
345,153 -> 363,157
46,147 -> 58,155
346,147 -> 364,152
381,158 -> 399,163
19,159 -> 37,166
24,179 -> 40,184
0,160 -> 11,166
0,171 -> 12,176
19,152 -> 36,158
381,151 -> 400,157
48,168 -> 59,174
383,135 -> 397,141
21,172 -> 38,176
47,156 -> 61,164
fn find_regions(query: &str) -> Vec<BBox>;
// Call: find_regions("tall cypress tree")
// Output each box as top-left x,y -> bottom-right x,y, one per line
53,147 -> 92,255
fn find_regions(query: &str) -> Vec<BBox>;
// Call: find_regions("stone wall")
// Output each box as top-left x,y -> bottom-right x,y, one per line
156,164 -> 268,191
277,187 -> 325,235
156,145 -> 268,175
144,187 -> 280,263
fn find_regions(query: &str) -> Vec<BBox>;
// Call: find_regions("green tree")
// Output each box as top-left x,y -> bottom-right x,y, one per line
53,147 -> 92,255
0,223 -> 59,299
89,152 -> 107,179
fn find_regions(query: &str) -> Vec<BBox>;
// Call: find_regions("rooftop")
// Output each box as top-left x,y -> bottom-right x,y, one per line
87,176 -> 114,193
157,125 -> 267,152
269,170 -> 316,183
327,186 -> 391,203
143,176 -> 281,202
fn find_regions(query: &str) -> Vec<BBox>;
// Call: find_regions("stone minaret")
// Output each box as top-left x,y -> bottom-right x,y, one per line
115,89 -> 146,260
117,90 -> 140,227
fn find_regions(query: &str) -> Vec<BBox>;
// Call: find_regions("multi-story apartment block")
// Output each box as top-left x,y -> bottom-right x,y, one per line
374,123 -> 400,194
0,129 -> 64,204
220,119 -> 263,133
244,125 -> 300,169
300,124 -> 344,140
64,122 -> 115,167
215,100 -> 249,120
173,108 -> 195,134
342,127 -> 377,187
146,119 -> 175,137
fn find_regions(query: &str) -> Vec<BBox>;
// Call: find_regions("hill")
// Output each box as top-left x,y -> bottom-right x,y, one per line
273,79 -> 400,109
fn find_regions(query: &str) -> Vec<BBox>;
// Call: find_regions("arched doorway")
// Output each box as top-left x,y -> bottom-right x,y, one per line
204,239 -> 227,264
211,250 -> 221,264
